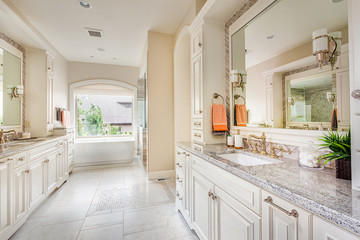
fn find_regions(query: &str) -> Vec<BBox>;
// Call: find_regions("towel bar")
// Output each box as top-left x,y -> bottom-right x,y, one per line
234,94 -> 246,104
212,93 -> 224,104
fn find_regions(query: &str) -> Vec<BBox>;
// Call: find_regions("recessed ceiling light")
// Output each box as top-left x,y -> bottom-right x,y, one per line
90,56 -> 94,58
113,58 -> 116,60
78,1 -> 92,9
267,35 -> 275,40
97,48 -> 105,52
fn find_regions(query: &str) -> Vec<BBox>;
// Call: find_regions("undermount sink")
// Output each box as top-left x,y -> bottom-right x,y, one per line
218,153 -> 282,166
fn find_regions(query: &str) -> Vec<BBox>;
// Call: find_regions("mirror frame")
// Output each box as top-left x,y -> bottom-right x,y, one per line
228,0 -> 277,130
0,33 -> 25,132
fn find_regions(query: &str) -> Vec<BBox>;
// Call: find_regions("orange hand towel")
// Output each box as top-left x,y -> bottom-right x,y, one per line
235,104 -> 247,126
212,104 -> 228,131
61,110 -> 66,127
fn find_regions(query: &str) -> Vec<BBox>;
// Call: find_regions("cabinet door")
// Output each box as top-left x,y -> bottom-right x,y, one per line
192,170 -> 214,240
262,191 -> 311,240
57,150 -> 67,186
46,153 -> 58,195
192,53 -> 204,118
184,152 -> 192,220
214,186 -> 261,240
13,165 -> 28,224
191,24 -> 203,57
266,88 -> 273,124
0,160 -> 12,237
28,159 -> 46,211
336,71 -> 350,126
313,215 -> 359,240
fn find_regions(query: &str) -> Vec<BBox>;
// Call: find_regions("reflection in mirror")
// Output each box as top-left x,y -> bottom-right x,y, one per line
230,0 -> 349,130
0,45 -> 22,127
287,72 -> 335,124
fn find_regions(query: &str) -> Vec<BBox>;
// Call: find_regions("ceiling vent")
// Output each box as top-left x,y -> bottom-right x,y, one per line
86,28 -> 103,38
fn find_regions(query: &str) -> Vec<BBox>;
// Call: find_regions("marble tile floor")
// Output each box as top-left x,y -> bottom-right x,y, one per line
10,159 -> 199,240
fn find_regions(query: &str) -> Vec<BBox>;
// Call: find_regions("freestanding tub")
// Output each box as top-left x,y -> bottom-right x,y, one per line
74,137 -> 136,167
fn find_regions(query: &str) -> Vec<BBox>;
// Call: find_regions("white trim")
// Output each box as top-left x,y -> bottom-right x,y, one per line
69,79 -> 137,141
0,38 -> 24,132
174,26 -> 190,54
147,170 -> 175,180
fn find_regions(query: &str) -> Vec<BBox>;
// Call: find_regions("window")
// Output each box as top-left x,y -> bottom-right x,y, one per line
75,84 -> 134,137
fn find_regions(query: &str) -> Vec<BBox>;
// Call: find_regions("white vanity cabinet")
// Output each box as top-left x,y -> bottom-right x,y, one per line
1,137 -> 72,240
190,19 -> 226,145
175,147 -> 192,226
191,169 -> 261,240
0,158 -> 13,239
262,191 -> 312,240
26,49 -> 55,137
313,215 -> 360,240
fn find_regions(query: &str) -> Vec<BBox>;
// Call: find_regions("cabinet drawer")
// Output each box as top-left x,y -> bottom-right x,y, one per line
175,147 -> 186,162
192,118 -> 203,130
175,171 -> 185,191
191,24 -> 203,57
29,141 -> 58,161
14,152 -> 27,169
193,143 -> 203,153
192,155 -> 262,215
262,190 -> 312,240
175,158 -> 185,174
193,130 -> 204,143
313,215 -> 359,240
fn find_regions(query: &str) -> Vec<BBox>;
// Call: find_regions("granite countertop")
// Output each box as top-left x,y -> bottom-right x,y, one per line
0,135 -> 67,161
176,142 -> 360,236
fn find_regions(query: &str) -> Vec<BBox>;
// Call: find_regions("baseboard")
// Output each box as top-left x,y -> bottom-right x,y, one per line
73,162 -> 134,171
148,170 -> 175,180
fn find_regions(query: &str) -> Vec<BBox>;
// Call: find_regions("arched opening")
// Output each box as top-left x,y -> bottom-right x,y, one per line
69,79 -> 137,167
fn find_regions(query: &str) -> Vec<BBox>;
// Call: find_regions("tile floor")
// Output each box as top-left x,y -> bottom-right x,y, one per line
10,159 -> 199,240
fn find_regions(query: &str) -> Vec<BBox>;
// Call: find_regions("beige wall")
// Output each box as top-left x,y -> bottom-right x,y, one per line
68,61 -> 139,87
147,31 -> 174,176
245,26 -> 348,124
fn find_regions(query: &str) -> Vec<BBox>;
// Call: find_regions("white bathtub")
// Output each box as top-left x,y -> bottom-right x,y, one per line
74,137 -> 136,166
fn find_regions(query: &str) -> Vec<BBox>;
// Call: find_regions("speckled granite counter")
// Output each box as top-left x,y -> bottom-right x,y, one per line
176,142 -> 360,236
0,135 -> 67,161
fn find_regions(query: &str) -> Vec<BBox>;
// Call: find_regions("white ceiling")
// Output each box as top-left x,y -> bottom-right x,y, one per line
4,0 -> 193,66
243,0 -> 348,68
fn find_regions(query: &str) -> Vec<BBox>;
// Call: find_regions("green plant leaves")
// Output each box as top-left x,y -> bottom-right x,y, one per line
318,129 -> 351,164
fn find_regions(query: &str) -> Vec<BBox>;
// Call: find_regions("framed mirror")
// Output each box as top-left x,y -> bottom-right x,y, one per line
229,0 -> 349,131
0,35 -> 24,131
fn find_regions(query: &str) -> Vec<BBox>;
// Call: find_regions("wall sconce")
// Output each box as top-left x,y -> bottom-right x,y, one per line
230,69 -> 247,92
7,85 -> 24,100
312,28 -> 342,69
288,97 -> 295,106
326,92 -> 336,103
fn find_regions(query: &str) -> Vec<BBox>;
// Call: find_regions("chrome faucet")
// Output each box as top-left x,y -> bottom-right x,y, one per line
0,129 -> 17,144
248,132 -> 267,156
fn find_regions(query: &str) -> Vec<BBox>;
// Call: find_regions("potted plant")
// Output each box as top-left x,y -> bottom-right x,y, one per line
318,130 -> 351,180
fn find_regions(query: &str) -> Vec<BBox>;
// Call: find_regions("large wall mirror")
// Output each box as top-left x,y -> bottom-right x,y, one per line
230,0 -> 349,131
0,36 -> 24,130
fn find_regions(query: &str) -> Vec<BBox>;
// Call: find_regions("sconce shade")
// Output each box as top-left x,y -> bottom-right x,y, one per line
17,85 -> 24,95
312,28 -> 328,54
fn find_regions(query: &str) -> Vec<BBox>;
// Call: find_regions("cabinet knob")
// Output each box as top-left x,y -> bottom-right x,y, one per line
24,169 -> 30,173
18,157 -> 24,161
198,42 -> 202,47
199,110 -> 203,114
352,90 -> 360,99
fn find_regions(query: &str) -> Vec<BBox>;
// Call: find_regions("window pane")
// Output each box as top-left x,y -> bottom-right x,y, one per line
77,94 -> 133,136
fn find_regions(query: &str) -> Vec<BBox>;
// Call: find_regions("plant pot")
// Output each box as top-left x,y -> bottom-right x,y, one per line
335,159 -> 351,180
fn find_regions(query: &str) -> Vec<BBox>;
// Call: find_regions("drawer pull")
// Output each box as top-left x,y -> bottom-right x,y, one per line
194,122 -> 201,126
178,179 -> 183,183
264,196 -> 299,218
185,153 -> 190,157
176,192 -> 183,200
194,133 -> 201,138
25,170 -> 30,173
44,159 -> 49,163
176,163 -> 183,168
177,151 -> 181,155
18,157 -> 24,162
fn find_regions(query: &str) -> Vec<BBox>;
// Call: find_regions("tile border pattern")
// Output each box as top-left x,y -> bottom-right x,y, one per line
0,32 -> 26,132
